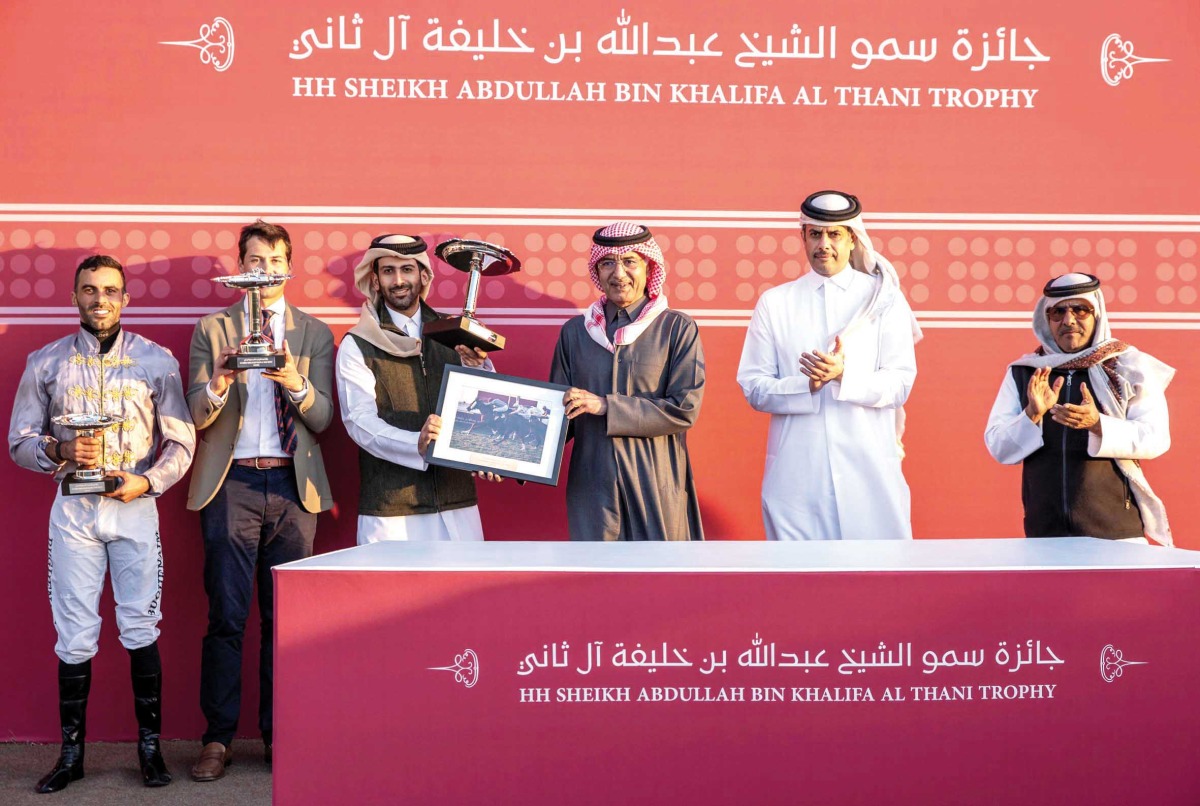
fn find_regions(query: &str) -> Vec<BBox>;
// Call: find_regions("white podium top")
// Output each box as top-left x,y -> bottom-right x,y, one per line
278,537 -> 1200,574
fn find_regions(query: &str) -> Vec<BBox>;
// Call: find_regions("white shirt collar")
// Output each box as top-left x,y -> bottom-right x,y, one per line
242,297 -> 287,349
243,296 -> 287,319
822,267 -> 857,291
384,306 -> 421,338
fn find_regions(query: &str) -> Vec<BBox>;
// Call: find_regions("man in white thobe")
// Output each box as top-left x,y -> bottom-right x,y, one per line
336,234 -> 496,543
737,190 -> 917,540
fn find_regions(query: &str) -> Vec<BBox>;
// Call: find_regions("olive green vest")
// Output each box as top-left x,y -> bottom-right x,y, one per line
350,322 -> 477,517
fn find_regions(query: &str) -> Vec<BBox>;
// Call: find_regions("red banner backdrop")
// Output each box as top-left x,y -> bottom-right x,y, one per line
0,1 -> 1197,741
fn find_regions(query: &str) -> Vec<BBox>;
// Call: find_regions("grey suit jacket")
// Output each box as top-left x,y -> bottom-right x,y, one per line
186,300 -> 335,513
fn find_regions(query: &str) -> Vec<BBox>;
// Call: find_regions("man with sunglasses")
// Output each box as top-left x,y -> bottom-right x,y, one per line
984,273 -> 1175,543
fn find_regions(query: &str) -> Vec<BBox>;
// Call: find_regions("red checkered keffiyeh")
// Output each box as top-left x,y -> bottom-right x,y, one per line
583,222 -> 670,353
587,221 -> 667,297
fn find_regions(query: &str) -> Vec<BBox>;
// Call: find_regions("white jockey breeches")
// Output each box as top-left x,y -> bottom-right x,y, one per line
48,492 -> 163,664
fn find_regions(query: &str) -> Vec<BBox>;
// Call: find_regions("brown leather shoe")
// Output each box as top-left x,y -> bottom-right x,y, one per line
190,742 -> 232,782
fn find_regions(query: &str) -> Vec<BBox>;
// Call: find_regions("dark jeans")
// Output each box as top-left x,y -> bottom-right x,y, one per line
199,464 -> 315,747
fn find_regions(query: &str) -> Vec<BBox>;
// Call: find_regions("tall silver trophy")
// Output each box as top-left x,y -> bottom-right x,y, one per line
52,413 -> 126,495
427,239 -> 521,352
211,267 -> 291,369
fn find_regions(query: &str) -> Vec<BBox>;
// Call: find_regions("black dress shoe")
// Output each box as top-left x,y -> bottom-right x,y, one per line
264,742 -> 272,767
35,746 -> 84,794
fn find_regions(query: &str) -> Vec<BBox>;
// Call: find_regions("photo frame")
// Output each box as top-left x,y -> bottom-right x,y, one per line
426,365 -> 570,486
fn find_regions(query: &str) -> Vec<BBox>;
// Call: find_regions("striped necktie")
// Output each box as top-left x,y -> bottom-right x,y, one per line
261,310 -> 297,455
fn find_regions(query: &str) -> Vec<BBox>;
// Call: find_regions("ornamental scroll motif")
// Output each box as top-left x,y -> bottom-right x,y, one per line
429,649 -> 480,689
1099,644 -> 1146,682
1101,34 -> 1168,87
160,17 -> 235,72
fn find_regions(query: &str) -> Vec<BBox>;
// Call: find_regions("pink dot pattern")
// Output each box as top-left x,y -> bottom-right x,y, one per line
0,226 -> 1194,312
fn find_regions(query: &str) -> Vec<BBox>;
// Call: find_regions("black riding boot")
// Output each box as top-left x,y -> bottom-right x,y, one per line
130,642 -> 172,787
35,659 -> 91,794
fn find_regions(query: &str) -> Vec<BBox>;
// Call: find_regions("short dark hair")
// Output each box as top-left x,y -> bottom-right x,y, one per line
238,219 -> 293,264
75,255 -> 125,289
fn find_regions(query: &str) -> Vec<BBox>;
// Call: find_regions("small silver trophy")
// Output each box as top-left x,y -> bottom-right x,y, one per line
427,239 -> 521,353
52,413 -> 126,495
211,268 -> 292,369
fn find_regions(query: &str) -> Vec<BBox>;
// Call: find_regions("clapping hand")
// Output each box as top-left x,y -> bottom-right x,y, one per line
799,336 -> 844,393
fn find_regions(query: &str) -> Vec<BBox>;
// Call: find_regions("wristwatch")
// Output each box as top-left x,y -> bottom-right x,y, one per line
41,435 -> 62,465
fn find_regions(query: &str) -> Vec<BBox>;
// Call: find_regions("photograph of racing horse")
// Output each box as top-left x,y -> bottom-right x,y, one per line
450,391 -> 551,462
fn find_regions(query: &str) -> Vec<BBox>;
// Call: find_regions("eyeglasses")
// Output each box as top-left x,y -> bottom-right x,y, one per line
1046,304 -> 1094,321
596,256 -> 644,271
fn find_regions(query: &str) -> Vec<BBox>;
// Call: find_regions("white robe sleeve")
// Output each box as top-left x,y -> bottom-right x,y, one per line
834,297 -> 916,409
1088,381 -> 1170,460
336,337 -> 427,471
984,369 -> 1044,464
736,295 -> 817,415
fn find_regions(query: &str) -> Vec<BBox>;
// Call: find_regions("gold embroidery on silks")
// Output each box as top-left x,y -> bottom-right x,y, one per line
103,386 -> 138,404
67,385 -> 100,402
105,450 -> 135,469
67,353 -> 135,368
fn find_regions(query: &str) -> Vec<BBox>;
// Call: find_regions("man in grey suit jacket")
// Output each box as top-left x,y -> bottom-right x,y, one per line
185,220 -> 334,782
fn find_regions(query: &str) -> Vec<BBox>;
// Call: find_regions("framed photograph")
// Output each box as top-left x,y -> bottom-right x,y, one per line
426,365 -> 570,486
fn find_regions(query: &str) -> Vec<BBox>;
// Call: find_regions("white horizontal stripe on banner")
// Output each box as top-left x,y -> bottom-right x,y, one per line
2,216 -> 1198,233
3,310 -> 1199,331
1,203 -> 1199,222
0,205 -> 1197,231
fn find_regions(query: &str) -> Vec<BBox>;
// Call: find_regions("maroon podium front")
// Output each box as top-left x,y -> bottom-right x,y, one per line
274,539 -> 1200,805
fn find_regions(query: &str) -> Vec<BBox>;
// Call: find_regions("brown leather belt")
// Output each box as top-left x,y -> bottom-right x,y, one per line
234,457 -> 293,470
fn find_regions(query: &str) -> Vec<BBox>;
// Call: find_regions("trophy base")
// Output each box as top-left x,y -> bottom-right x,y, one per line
61,474 -> 121,496
226,353 -> 287,370
424,317 -> 506,352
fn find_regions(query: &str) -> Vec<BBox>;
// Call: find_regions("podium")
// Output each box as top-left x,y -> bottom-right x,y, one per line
274,539 -> 1200,805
